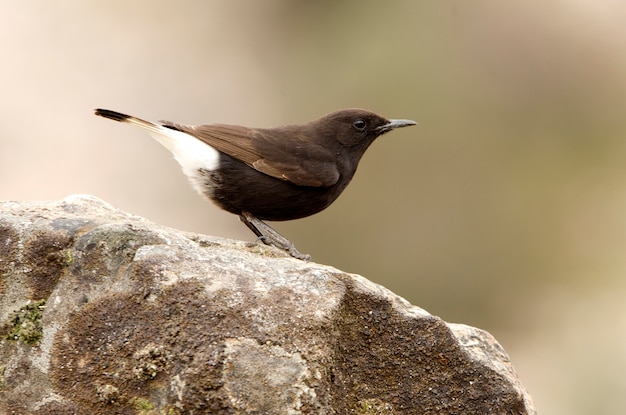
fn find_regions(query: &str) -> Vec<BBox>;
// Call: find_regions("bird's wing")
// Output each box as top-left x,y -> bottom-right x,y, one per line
162,122 -> 340,188
251,128 -> 341,187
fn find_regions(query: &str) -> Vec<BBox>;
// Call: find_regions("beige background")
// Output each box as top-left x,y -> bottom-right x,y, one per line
2,1 -> 626,413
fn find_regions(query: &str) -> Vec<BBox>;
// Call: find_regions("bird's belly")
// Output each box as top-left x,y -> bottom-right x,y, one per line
190,158 -> 343,221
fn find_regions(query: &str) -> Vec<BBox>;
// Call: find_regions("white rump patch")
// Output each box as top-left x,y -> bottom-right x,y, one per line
148,127 -> 220,178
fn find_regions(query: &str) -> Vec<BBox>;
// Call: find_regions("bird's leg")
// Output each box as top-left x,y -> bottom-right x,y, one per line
239,212 -> 311,261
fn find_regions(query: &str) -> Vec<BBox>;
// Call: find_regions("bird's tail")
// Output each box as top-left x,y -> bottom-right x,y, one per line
94,108 -> 220,180
94,109 -> 166,136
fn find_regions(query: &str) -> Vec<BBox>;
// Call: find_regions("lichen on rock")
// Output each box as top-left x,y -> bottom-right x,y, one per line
3,300 -> 46,345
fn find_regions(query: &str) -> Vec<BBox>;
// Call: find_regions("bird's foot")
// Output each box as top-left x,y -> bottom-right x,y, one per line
240,213 -> 311,261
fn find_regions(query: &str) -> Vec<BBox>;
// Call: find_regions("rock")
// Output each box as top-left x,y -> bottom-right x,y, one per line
0,195 -> 535,414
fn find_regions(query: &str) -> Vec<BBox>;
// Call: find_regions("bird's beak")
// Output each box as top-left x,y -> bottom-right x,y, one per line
377,119 -> 417,133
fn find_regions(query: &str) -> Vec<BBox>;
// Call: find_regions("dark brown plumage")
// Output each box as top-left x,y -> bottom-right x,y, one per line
94,108 -> 416,259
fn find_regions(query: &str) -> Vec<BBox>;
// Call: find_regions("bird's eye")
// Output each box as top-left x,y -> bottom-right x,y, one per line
353,119 -> 366,131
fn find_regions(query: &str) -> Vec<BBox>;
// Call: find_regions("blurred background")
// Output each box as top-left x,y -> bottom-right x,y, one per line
2,1 -> 626,413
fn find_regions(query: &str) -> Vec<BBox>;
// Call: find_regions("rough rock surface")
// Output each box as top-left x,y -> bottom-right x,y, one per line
0,195 -> 535,414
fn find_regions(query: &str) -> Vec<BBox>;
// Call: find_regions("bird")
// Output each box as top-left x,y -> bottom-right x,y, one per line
94,108 -> 416,260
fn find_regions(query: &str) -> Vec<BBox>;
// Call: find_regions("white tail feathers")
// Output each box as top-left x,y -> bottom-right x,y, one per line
95,108 -> 220,178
